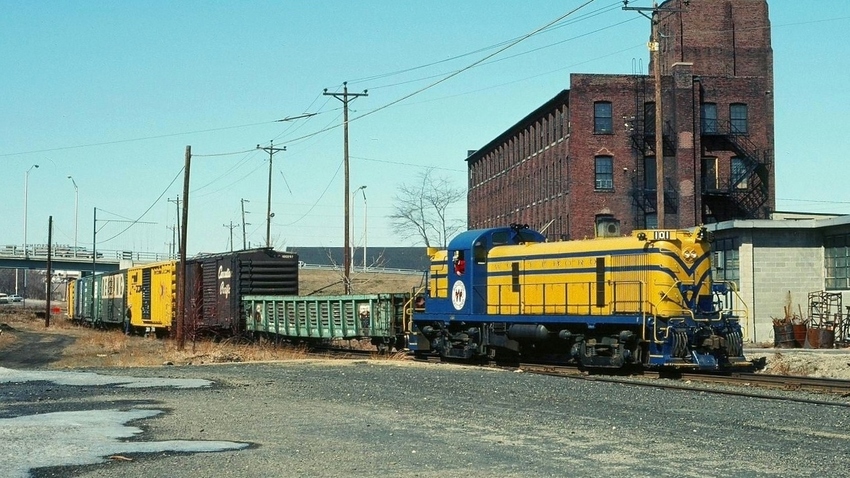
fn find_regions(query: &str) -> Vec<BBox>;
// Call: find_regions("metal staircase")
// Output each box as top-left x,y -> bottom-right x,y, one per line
701,120 -> 771,221
628,76 -> 679,227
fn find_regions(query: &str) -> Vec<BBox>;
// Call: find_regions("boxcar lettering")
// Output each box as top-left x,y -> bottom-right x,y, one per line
217,266 -> 232,279
219,281 -> 231,299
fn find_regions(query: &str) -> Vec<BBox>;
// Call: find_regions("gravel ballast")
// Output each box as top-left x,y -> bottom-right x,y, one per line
1,360 -> 847,478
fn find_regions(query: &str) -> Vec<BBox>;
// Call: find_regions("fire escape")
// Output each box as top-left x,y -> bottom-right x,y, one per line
628,76 -> 678,228
700,120 -> 772,221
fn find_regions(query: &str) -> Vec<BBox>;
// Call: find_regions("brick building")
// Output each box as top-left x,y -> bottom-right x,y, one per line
467,0 -> 775,239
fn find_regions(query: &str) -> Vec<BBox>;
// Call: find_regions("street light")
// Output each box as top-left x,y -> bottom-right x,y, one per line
23,164 -> 39,257
22,164 -> 38,303
351,185 -> 367,271
67,176 -> 78,257
360,186 -> 367,272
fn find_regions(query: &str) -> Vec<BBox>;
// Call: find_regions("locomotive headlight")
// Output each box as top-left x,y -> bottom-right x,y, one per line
683,248 -> 697,263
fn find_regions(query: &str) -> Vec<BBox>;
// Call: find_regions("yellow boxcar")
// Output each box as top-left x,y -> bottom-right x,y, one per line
66,279 -> 76,320
126,261 -> 177,336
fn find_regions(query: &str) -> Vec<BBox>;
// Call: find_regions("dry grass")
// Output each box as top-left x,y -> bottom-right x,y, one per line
299,269 -> 423,296
757,352 -> 818,377
0,309 -> 407,369
0,269 -> 420,369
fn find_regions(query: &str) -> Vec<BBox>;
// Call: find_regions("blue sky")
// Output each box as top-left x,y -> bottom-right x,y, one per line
2,0 -> 849,256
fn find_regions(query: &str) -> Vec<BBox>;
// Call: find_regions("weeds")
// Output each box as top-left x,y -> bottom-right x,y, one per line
2,310 -> 406,369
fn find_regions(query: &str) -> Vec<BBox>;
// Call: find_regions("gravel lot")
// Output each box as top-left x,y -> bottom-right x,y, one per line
3,360 -> 850,478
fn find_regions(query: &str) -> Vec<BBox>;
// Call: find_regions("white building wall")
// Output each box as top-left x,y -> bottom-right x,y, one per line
749,230 -> 822,344
709,216 -> 850,347
736,234 -> 756,341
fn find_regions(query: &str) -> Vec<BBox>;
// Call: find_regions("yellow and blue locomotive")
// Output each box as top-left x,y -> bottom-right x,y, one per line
410,224 -> 749,370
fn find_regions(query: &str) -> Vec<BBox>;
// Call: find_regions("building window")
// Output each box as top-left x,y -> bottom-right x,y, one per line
595,156 -> 613,190
731,157 -> 748,189
551,113 -> 557,144
531,123 -> 540,154
595,214 -> 620,237
825,234 -> 850,290
702,157 -> 718,191
594,101 -> 613,134
644,102 -> 655,135
541,119 -> 547,148
645,213 -> 658,229
644,156 -> 656,191
559,110 -> 565,139
730,103 -> 748,134
713,237 -> 740,287
701,103 -> 718,134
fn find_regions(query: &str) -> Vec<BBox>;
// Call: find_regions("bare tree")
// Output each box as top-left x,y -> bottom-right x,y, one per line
389,168 -> 465,247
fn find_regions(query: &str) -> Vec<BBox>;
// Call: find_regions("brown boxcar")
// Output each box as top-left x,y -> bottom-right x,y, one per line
184,248 -> 298,336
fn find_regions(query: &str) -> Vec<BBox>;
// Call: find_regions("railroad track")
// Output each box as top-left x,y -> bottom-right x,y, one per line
515,362 -> 850,407
312,349 -> 850,406
661,371 -> 850,395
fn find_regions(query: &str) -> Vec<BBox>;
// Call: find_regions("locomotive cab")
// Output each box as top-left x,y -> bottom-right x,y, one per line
424,224 -> 546,317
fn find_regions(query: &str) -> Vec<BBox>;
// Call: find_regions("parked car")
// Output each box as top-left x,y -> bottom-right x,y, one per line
9,294 -> 23,302
0,293 -> 9,304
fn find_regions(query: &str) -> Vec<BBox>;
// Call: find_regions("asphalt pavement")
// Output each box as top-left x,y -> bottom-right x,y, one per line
2,360 -> 850,478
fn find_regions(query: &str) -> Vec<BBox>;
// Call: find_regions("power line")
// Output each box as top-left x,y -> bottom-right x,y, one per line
347,0 -> 626,86
348,0 -> 599,124
349,155 -> 465,173
0,122 -> 276,157
99,167 -> 184,244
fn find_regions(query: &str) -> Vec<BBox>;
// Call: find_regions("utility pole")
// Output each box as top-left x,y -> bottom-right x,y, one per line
168,196 -> 181,255
46,216 -> 53,327
176,145 -> 191,351
324,82 -> 368,294
223,221 -> 237,252
623,0 -> 681,229
166,225 -> 177,258
256,142 -> 285,248
241,198 -> 250,250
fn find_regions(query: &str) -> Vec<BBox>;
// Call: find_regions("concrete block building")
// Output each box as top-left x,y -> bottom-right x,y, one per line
467,0 -> 775,239
709,214 -> 850,345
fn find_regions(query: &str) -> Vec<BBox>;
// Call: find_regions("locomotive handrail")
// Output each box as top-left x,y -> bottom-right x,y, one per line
715,280 -> 750,342
490,279 -> 655,317
405,285 -> 427,333
646,281 -> 696,344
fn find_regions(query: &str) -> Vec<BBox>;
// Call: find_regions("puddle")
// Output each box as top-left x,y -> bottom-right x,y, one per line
0,368 -> 249,477
2,408 -> 249,478
0,367 -> 213,389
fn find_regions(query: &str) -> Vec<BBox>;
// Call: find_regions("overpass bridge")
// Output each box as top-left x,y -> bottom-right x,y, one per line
0,245 -> 172,273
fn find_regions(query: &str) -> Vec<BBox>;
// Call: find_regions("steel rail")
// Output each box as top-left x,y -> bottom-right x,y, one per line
515,362 -> 850,408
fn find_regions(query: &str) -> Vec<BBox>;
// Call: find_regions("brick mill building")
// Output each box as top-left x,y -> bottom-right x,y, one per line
466,0 -> 775,240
